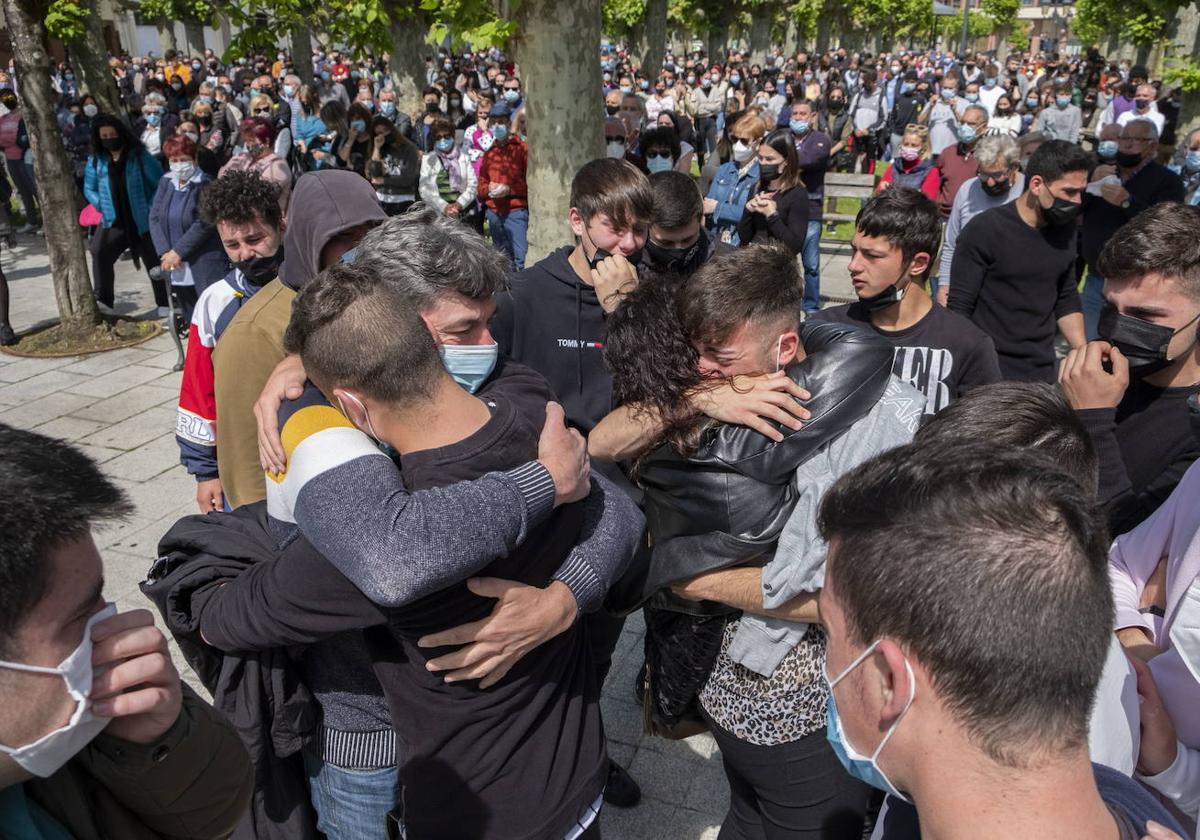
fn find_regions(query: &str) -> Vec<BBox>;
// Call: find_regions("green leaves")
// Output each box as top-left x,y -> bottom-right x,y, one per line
44,0 -> 90,41
1074,0 -> 1185,46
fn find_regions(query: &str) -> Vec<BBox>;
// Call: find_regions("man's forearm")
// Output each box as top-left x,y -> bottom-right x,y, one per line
678,566 -> 821,623
588,403 -> 667,462
551,472 -> 644,612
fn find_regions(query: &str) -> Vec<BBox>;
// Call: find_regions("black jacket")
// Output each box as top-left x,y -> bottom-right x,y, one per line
144,505 -> 322,840
608,320 -> 895,614
1081,161 -> 1184,267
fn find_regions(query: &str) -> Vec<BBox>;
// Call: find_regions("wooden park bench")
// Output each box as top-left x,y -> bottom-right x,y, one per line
816,171 -> 877,305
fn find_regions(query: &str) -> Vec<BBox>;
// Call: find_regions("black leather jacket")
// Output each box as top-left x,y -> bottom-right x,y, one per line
608,321 -> 894,614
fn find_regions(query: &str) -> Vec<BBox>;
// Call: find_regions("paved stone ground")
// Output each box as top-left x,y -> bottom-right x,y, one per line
0,235 -> 855,839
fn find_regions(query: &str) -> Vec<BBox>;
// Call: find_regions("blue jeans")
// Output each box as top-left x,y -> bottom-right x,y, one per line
486,208 -> 529,271
1083,270 -> 1104,341
801,219 -> 822,313
303,751 -> 398,840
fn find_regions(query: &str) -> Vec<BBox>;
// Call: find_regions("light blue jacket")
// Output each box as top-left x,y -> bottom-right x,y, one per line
83,149 -> 162,235
706,159 -> 759,246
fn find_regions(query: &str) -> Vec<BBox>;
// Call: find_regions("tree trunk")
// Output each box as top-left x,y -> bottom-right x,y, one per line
513,0 -> 603,264
782,16 -> 798,56
2,0 -> 100,331
748,4 -> 771,65
389,6 -> 430,119
641,0 -> 667,80
816,13 -> 831,53
157,20 -> 177,56
706,27 -> 724,64
291,22 -> 314,86
72,9 -> 125,123
183,19 -> 207,57
630,19 -> 646,70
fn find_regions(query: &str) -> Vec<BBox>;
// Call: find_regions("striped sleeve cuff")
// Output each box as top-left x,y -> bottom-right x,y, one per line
553,554 -> 604,613
508,460 -> 556,536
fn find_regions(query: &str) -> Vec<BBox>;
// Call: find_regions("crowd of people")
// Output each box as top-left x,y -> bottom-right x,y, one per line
1,31 -> 1200,840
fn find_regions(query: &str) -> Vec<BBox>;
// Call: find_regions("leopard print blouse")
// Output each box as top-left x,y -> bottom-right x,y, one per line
698,619 -> 829,746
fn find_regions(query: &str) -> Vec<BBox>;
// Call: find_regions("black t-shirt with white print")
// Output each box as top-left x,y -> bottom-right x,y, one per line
811,301 -> 1001,415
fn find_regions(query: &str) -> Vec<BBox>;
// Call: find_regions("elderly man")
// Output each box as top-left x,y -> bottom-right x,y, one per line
935,133 -> 1025,305
933,103 -> 989,219
1117,83 -> 1167,135
1079,120 -> 1184,338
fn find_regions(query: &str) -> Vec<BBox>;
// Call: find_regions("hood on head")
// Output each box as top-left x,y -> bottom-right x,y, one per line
278,169 -> 386,291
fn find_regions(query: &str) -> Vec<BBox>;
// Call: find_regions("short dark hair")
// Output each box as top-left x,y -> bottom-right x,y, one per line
570,158 -> 654,231
639,126 -> 681,164
681,243 -> 803,347
1097,202 -> 1200,302
1023,139 -> 1092,190
854,187 -> 941,281
0,425 -> 132,657
819,443 -> 1112,767
649,170 -> 703,229
201,169 -> 283,230
915,382 -> 1098,493
283,262 -> 446,404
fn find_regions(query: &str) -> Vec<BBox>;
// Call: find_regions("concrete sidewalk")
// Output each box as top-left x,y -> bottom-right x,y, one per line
0,235 -> 857,838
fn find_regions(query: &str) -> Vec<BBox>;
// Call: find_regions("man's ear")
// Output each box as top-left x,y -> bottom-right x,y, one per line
568,207 -> 585,239
778,330 -> 801,367
875,639 -> 915,723
331,387 -> 369,430
907,252 -> 931,280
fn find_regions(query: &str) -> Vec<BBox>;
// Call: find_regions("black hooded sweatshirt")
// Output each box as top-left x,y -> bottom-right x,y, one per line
493,247 -> 612,435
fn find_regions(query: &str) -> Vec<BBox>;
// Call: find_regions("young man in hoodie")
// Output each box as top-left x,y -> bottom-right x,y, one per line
213,169 -> 385,509
490,156 -> 652,806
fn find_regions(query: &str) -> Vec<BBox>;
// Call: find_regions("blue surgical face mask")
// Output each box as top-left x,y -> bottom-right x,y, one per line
964,92 -> 979,103
503,89 -> 520,103
491,123 -> 509,141
350,119 -> 366,132
440,342 -> 498,393
900,82 -> 914,95
957,124 -> 977,144
825,639 -> 916,803
730,74 -> 741,85
1026,95 -> 1039,108
984,77 -> 997,88
1186,150 -> 1200,172
1056,95 -> 1071,108
646,155 -> 672,173
1098,140 -> 1118,159
790,119 -> 810,135
340,247 -> 357,264
436,136 -> 455,153
380,100 -> 396,115
146,112 -> 161,125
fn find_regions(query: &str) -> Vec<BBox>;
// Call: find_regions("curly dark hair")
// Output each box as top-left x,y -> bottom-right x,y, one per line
603,273 -> 710,464
200,169 -> 283,230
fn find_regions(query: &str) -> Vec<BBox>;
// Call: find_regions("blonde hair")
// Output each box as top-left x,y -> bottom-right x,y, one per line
249,94 -> 273,113
901,125 -> 932,160
732,113 -> 768,141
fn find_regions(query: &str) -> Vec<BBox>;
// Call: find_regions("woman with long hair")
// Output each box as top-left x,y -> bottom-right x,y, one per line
736,128 -> 809,254
83,113 -> 167,312
338,101 -> 375,175
877,123 -> 939,200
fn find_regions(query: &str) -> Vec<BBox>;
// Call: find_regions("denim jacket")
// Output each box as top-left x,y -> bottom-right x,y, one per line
706,159 -> 759,246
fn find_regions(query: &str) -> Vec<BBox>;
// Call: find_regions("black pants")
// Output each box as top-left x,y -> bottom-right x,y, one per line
171,283 -> 199,325
705,714 -> 869,840
5,157 -> 37,224
90,225 -> 167,308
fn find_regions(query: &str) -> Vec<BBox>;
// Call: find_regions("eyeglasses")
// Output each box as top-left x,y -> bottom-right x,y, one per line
730,135 -> 757,144
977,168 -> 1010,181
252,108 -> 271,115
903,123 -> 929,135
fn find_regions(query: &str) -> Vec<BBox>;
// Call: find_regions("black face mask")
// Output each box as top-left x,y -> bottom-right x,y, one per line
981,177 -> 1010,197
1098,303 -> 1200,376
644,233 -> 709,276
758,163 -> 781,182
587,245 -> 644,271
605,104 -> 619,116
1115,150 -> 1144,168
859,282 -> 905,313
101,136 -> 124,151
235,244 -> 285,286
425,101 -> 439,112
1040,193 -> 1082,226
828,100 -> 844,112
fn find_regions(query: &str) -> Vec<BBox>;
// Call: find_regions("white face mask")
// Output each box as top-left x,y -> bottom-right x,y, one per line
732,141 -> 754,163
606,141 -> 626,159
0,604 -> 116,778
82,103 -> 99,118
170,160 -> 196,182
336,391 -> 383,445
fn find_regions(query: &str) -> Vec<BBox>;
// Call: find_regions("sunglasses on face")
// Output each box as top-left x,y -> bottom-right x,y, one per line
253,108 -> 270,115
606,135 -> 625,143
646,150 -> 672,159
